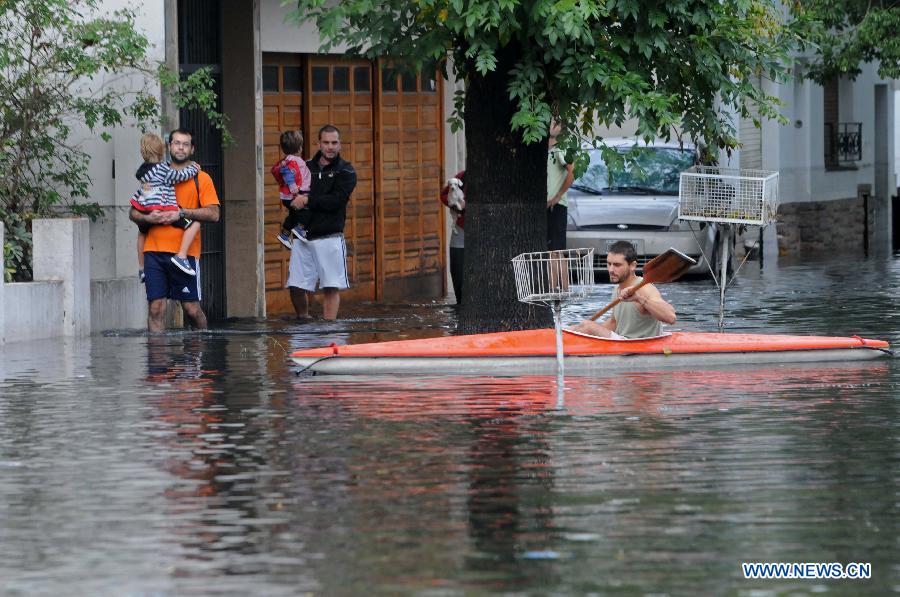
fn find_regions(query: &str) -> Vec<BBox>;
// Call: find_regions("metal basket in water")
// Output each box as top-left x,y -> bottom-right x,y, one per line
678,166 -> 779,226
510,247 -> 595,378
511,247 -> 594,305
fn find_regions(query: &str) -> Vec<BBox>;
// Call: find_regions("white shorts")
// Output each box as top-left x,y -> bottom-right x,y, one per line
286,234 -> 350,291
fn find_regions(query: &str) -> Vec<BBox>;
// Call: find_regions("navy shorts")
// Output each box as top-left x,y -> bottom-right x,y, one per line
547,204 -> 568,251
144,252 -> 201,302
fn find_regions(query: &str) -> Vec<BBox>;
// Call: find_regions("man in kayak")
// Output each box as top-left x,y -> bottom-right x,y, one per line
571,241 -> 676,338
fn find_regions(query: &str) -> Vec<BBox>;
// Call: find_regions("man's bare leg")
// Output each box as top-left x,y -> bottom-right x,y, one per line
322,287 -> 340,320
570,319 -> 613,337
290,287 -> 310,319
148,298 -> 167,333
181,301 -> 208,330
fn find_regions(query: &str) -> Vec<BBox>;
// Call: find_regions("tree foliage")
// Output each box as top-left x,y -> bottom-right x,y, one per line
292,0 -> 794,157
289,0 -> 798,332
794,0 -> 900,83
0,0 -> 229,282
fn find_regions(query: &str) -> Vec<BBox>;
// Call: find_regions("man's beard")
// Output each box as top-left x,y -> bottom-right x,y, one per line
171,154 -> 191,165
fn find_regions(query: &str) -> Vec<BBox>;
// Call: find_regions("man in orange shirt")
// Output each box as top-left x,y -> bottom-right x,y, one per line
129,129 -> 220,332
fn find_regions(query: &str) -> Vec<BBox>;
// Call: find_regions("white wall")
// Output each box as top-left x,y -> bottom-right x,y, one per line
761,61 -> 894,205
90,278 -> 148,333
4,282 -> 64,342
894,89 -> 900,189
442,75 -> 466,178
0,225 -> 5,344
1,218 -> 143,343
64,1 -> 168,281
260,0 -> 349,53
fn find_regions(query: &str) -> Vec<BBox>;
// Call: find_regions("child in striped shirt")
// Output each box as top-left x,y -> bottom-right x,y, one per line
130,133 -> 202,279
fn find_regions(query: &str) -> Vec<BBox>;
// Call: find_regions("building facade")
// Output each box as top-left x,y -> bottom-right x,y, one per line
732,62 -> 896,255
82,0 -> 465,323
78,2 -> 898,328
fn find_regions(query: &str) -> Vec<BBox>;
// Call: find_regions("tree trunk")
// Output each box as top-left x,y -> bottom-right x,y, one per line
458,42 -> 552,334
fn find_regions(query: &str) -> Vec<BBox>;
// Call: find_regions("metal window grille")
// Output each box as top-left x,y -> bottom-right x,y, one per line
178,0 -> 226,321
824,122 -> 862,165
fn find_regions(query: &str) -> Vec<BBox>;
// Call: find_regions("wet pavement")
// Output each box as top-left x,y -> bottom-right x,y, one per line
1,251 -> 899,595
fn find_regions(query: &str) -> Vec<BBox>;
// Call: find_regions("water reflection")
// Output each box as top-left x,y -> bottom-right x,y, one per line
282,360 -> 897,593
290,361 -> 892,419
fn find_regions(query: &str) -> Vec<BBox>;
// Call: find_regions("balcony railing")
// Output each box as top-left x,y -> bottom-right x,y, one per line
824,122 -> 862,167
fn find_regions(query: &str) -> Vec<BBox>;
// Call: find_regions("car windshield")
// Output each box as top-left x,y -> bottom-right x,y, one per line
571,147 -> 696,195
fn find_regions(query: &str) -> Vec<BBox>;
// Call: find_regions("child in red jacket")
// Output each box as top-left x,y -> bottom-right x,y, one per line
270,130 -> 312,249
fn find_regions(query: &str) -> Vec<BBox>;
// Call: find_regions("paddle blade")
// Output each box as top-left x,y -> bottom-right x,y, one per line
641,248 -> 697,284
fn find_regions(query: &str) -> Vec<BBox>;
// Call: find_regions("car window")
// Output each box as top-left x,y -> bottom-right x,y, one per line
571,147 -> 696,195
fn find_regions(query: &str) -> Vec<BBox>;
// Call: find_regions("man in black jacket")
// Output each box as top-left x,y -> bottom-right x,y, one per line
286,124 -> 358,320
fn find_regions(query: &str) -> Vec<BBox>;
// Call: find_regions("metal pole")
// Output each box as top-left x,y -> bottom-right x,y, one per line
718,227 -> 729,332
552,301 -> 565,376
758,226 -> 764,268
863,191 -> 870,257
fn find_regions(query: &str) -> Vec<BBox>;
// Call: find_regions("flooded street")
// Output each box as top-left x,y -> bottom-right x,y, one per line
2,252 -> 899,595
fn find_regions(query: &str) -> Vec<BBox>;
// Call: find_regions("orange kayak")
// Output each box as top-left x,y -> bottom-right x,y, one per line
290,330 -> 891,375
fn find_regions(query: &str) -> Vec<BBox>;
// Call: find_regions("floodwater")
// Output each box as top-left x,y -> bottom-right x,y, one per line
1,251 -> 899,595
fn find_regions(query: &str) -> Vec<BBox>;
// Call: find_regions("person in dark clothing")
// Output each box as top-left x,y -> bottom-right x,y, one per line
286,124 -> 358,320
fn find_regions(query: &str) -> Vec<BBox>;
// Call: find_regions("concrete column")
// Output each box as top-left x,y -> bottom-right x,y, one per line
162,0 -> 180,130
874,84 -> 893,252
33,218 -> 91,336
222,0 -> 266,317
0,223 -> 6,345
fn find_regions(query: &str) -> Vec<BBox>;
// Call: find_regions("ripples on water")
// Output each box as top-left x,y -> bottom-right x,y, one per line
1,256 -> 899,594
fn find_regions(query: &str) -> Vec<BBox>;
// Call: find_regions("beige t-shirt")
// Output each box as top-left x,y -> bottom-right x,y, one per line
611,278 -> 662,338
547,146 -> 570,208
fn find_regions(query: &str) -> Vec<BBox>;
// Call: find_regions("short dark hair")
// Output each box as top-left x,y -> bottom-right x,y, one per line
318,124 -> 341,139
608,241 -> 637,263
280,130 -> 303,154
167,128 -> 194,146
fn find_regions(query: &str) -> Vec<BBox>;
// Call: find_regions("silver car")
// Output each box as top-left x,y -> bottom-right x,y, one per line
565,138 -> 728,279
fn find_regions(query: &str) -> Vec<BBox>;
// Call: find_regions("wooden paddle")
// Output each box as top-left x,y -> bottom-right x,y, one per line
589,248 -> 697,321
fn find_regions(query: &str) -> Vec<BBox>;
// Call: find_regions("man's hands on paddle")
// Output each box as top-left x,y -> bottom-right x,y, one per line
619,285 -> 638,302
626,284 -> 676,323
618,285 -> 656,317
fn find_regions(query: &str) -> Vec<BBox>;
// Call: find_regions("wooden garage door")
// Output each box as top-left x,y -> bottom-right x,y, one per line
376,63 -> 444,300
307,56 -> 377,302
262,55 -> 443,314
262,55 -> 304,314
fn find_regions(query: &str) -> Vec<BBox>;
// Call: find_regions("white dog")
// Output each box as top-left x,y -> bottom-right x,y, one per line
446,177 -> 465,235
